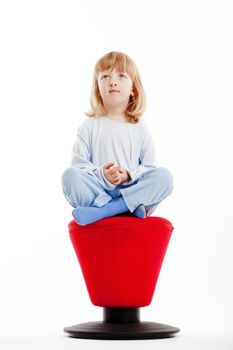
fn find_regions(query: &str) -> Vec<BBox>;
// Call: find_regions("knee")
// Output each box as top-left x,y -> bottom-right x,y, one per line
61,166 -> 82,189
158,167 -> 173,184
152,167 -> 174,191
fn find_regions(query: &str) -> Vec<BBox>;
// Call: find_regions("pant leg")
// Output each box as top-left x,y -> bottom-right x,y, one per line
119,167 -> 174,214
61,167 -> 112,208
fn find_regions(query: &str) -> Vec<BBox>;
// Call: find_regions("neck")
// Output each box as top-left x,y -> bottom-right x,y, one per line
104,107 -> 127,122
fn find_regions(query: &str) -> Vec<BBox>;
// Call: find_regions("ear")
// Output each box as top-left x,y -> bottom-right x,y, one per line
130,89 -> 135,97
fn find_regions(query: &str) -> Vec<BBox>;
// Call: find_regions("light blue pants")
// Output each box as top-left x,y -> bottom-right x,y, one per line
61,167 -> 174,216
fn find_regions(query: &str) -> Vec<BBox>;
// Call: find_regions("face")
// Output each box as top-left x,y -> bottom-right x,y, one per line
97,68 -> 134,112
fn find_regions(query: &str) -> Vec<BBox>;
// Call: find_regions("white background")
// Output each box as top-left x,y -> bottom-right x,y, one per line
0,0 -> 233,348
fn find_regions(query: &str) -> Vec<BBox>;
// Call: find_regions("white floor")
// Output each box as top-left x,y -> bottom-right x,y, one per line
1,329 -> 233,350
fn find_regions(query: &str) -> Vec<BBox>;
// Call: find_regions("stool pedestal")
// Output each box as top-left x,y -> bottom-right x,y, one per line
64,307 -> 180,339
64,216 -> 180,340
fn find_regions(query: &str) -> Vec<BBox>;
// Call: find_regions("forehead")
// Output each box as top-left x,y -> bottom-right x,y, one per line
99,67 -> 126,74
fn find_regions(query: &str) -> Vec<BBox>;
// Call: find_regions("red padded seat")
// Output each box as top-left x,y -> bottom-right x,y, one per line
68,216 -> 174,307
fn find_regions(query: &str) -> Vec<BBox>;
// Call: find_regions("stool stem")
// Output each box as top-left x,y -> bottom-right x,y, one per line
103,307 -> 140,323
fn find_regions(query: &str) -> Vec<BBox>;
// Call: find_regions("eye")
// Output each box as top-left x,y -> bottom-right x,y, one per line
101,75 -> 109,79
119,74 -> 127,78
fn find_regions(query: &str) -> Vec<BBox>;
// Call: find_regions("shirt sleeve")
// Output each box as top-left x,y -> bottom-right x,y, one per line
71,122 -> 116,190
124,125 -> 158,184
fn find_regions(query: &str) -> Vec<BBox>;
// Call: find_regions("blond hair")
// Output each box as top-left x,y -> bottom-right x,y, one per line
85,51 -> 146,124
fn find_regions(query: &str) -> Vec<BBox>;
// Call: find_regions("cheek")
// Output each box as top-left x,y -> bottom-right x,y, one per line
125,84 -> 134,95
97,84 -> 105,97
98,82 -> 108,94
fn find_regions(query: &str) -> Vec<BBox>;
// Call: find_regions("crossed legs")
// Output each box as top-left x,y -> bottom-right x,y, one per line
61,167 -> 173,225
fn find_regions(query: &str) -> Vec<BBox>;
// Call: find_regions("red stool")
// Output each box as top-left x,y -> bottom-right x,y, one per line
64,216 -> 180,339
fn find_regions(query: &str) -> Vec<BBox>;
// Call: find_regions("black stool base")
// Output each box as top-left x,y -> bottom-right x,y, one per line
64,307 -> 180,339
64,321 -> 180,340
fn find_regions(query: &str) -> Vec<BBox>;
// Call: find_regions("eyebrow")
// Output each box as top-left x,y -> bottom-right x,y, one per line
99,71 -> 128,77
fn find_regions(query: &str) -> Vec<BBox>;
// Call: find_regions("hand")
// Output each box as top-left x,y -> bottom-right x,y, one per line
103,162 -> 130,185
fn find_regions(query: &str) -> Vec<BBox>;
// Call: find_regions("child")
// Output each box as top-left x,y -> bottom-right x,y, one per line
61,51 -> 173,225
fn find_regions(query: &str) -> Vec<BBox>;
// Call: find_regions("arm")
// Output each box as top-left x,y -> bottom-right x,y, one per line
71,123 -> 116,190
124,126 -> 158,184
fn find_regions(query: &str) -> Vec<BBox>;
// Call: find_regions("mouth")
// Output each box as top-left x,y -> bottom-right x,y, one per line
109,90 -> 119,93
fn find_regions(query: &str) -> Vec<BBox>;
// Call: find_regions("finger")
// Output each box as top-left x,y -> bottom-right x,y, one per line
110,173 -> 120,181
110,170 -> 119,178
104,162 -> 115,170
113,178 -> 120,184
108,167 -> 118,174
111,174 -> 120,181
109,168 -> 119,175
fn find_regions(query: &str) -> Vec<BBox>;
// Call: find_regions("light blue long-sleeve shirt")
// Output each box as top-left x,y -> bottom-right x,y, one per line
71,116 -> 158,190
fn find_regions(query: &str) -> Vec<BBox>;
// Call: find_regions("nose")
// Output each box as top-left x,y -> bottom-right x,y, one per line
109,77 -> 117,86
